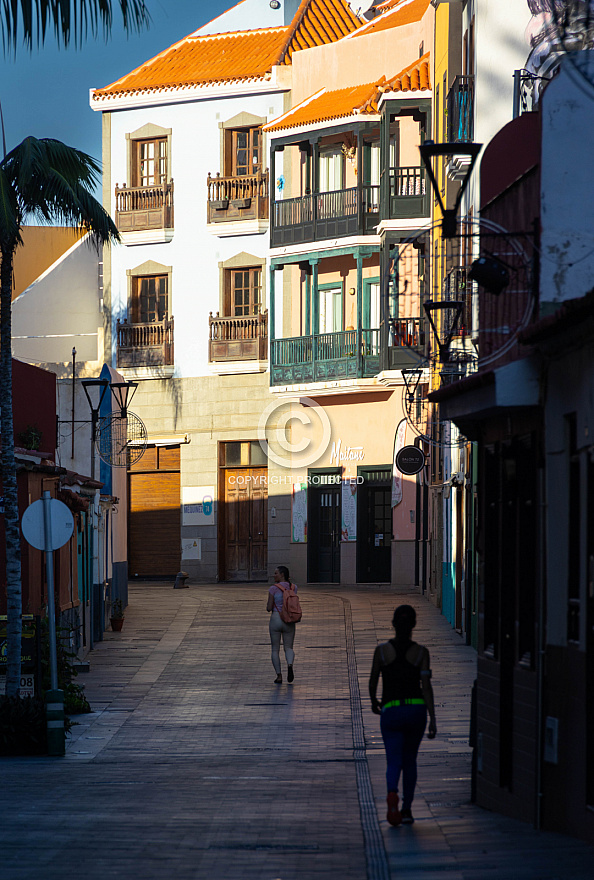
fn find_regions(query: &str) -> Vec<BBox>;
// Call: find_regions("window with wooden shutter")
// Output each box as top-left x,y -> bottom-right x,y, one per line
131,275 -> 169,323
132,137 -> 167,187
224,127 -> 262,177
224,268 -> 261,317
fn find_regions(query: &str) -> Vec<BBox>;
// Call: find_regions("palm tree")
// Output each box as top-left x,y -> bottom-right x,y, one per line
2,0 -> 149,51
0,137 -> 120,696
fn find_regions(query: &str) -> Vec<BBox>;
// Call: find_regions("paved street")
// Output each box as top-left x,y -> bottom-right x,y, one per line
1,582 -> 593,880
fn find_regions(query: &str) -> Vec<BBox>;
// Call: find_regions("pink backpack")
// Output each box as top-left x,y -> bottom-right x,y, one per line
278,582 -> 302,624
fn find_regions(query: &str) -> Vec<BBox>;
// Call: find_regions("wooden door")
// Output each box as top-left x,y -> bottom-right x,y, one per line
308,480 -> 341,583
128,446 -> 181,577
223,467 -> 267,581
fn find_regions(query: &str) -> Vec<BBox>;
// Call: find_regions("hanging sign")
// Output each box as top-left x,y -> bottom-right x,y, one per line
395,445 -> 425,476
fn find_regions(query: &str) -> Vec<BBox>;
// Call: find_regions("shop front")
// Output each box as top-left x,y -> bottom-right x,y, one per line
284,388 -> 420,586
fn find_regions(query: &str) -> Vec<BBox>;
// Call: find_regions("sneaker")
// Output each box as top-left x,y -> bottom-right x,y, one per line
401,809 -> 414,824
386,792 -> 402,827
287,665 -> 294,683
274,674 -> 282,684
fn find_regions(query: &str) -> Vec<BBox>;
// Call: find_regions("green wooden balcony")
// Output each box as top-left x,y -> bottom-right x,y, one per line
270,329 -> 380,386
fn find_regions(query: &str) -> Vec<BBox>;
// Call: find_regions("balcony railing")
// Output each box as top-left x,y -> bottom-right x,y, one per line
206,170 -> 269,224
447,75 -> 475,143
389,167 -> 428,219
390,317 -> 423,348
271,328 -> 380,385
114,181 -> 174,232
443,266 -> 474,336
272,175 -> 426,246
209,311 -> 268,362
116,317 -> 174,368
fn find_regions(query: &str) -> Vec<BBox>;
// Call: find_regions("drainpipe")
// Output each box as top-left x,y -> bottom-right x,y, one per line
536,431 -> 547,830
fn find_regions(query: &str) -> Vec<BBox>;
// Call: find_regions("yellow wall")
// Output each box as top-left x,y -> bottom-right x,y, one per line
10,227 -> 84,301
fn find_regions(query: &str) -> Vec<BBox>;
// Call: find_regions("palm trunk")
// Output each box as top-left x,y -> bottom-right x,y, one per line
1,242 -> 22,697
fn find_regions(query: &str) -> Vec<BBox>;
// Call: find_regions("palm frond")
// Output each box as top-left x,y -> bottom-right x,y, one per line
2,0 -> 150,52
0,136 -> 119,247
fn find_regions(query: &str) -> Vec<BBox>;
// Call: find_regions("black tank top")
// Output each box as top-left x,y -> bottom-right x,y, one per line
381,639 -> 423,704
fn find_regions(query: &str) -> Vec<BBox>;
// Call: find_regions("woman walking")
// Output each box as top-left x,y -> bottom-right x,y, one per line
369,604 -> 437,826
267,566 -> 297,684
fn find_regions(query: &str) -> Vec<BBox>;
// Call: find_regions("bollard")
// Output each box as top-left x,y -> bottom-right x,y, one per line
46,688 -> 66,756
174,571 -> 190,589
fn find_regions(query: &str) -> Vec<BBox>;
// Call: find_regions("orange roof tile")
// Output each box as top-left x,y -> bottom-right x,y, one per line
93,27 -> 289,98
264,55 -> 431,132
93,0 -> 361,100
385,52 -> 431,93
277,0 -> 362,65
349,0 -> 431,38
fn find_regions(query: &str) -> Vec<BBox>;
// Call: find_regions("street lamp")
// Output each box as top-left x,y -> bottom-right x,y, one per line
401,367 -> 424,401
109,381 -> 138,419
419,140 -> 482,238
81,379 -> 109,480
423,300 -> 465,363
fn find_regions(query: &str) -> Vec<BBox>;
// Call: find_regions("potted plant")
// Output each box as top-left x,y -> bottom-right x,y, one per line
110,599 -> 125,632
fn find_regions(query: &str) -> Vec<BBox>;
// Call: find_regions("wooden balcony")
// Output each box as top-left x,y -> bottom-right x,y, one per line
209,311 -> 268,362
116,317 -> 174,368
206,171 -> 269,224
271,329 -> 380,385
271,174 -> 427,246
114,182 -> 174,232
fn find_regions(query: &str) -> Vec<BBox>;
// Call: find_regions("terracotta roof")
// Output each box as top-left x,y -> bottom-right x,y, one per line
277,0 -> 361,65
93,27 -> 290,98
93,0 -> 361,100
348,0 -> 431,38
264,54 -> 431,132
385,52 -> 431,92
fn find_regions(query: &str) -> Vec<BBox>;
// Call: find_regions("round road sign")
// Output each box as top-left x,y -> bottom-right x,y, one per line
21,498 -> 74,551
395,445 -> 425,476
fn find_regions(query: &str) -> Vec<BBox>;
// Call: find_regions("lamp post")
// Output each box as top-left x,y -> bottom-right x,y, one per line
423,300 -> 465,363
81,379 -> 109,480
418,140 -> 482,238
109,381 -> 138,419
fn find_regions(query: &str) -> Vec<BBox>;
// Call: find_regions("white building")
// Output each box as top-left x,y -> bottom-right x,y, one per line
90,0 -> 362,583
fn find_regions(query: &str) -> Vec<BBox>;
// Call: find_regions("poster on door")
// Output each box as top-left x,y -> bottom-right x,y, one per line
341,480 -> 357,542
291,482 -> 307,543
182,487 -> 215,525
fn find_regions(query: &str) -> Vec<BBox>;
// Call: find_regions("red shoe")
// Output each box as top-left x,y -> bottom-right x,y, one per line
387,792 -> 402,826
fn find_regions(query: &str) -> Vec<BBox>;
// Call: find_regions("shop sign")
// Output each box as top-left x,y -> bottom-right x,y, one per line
395,446 -> 425,476
391,420 -> 407,507
182,487 -> 215,526
329,439 -> 365,465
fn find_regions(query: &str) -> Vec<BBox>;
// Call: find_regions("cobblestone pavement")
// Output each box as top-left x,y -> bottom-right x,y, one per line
1,582 -> 593,880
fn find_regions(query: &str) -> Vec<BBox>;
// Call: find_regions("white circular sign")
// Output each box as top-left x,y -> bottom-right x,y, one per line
21,498 -> 74,551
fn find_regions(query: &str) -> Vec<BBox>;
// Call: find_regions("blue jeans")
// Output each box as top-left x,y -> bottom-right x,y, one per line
380,704 -> 427,808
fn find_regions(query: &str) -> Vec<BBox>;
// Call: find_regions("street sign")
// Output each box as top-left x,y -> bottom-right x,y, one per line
395,445 -> 425,476
0,674 -> 34,698
21,498 -> 74,551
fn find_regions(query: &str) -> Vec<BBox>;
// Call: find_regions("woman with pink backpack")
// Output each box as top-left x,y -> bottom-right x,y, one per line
266,565 -> 302,684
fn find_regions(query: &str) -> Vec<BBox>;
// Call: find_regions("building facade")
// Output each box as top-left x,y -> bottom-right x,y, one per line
91,0 -> 363,583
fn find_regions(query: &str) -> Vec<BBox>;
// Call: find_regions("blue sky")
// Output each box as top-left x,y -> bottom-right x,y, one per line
1,1 -> 230,169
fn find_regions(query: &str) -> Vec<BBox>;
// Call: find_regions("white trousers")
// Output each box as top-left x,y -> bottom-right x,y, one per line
269,611 -> 296,674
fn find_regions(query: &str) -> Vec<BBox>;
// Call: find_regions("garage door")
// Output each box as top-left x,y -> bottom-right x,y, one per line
128,445 -> 180,577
